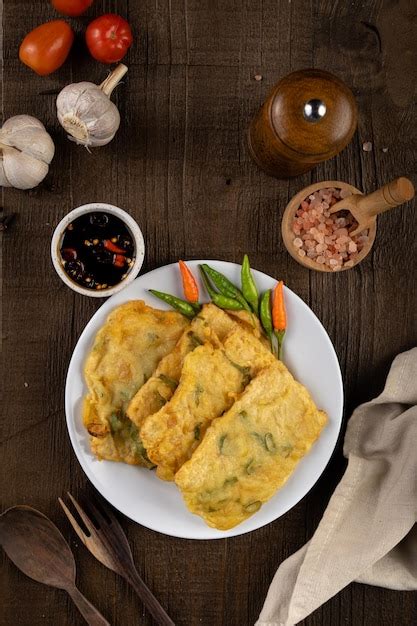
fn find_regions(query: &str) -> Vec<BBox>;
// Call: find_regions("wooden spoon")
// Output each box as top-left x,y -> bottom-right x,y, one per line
0,506 -> 109,626
329,177 -> 415,236
281,177 -> 414,272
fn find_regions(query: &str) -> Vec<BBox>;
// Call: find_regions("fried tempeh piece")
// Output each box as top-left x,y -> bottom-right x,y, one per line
126,304 -> 240,433
140,327 -> 276,481
175,363 -> 328,530
83,301 -> 189,466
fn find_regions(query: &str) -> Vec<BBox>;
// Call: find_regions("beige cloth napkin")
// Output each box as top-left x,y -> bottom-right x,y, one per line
256,347 -> 417,626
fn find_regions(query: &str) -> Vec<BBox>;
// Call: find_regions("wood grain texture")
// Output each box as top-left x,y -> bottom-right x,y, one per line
1,1 -> 416,625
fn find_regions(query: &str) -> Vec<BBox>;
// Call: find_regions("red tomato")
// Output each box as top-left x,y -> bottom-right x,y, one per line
19,20 -> 74,76
51,0 -> 94,17
86,14 -> 133,64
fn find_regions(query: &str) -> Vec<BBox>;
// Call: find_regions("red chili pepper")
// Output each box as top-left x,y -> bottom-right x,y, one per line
113,254 -> 125,268
104,239 -> 125,254
272,281 -> 286,330
61,247 -> 77,261
178,260 -> 199,303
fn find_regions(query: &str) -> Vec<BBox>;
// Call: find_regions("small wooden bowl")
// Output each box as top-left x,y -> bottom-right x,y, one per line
281,180 -> 377,272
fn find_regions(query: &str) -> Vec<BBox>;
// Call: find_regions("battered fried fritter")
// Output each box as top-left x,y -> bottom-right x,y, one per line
140,326 -> 276,481
83,301 -> 189,465
175,363 -> 328,530
226,309 -> 270,348
126,304 -> 238,433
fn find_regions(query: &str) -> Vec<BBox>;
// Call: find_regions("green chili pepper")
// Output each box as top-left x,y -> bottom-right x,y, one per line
245,458 -> 255,475
260,290 -> 276,354
212,293 -> 245,311
201,264 -> 251,311
188,331 -> 204,349
158,374 -> 178,390
251,431 -> 267,449
148,290 -> 199,318
218,434 -> 228,454
199,266 -> 245,311
264,432 -> 276,453
199,265 -> 217,298
244,501 -> 261,513
241,254 -> 259,313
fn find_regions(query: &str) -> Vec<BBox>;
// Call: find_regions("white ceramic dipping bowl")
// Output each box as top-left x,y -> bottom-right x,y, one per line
51,203 -> 145,298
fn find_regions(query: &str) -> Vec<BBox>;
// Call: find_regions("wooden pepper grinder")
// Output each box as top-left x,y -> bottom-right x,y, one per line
248,69 -> 358,178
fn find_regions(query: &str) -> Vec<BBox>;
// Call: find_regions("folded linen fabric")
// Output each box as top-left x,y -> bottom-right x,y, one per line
256,347 -> 417,626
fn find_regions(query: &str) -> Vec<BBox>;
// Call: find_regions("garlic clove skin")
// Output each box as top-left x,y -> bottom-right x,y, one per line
2,114 -> 46,133
56,65 -> 127,148
57,81 -> 101,145
2,145 -> 49,190
0,114 -> 55,189
57,82 -> 120,147
0,125 -> 55,164
0,159 -> 12,187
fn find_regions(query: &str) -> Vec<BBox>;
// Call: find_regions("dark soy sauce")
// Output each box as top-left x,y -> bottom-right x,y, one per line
60,212 -> 136,290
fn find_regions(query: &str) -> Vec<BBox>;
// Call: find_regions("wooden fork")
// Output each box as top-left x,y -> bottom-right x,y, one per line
59,493 -> 175,626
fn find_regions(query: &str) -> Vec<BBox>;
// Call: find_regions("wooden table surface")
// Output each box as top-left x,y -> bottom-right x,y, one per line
1,1 -> 416,625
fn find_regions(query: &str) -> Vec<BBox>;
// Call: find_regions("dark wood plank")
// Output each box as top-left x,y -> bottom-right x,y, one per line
1,1 -> 416,626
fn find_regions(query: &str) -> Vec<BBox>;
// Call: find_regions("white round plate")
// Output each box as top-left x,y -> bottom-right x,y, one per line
66,260 -> 343,540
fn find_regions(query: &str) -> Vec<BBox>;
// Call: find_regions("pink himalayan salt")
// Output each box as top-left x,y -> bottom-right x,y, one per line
336,236 -> 349,245
291,188 -> 369,270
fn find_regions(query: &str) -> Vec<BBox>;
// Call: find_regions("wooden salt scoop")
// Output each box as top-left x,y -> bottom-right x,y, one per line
329,177 -> 414,236
282,177 -> 415,272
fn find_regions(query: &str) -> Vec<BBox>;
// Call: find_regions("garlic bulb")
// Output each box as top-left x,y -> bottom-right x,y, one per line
56,64 -> 128,148
0,115 -> 55,190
